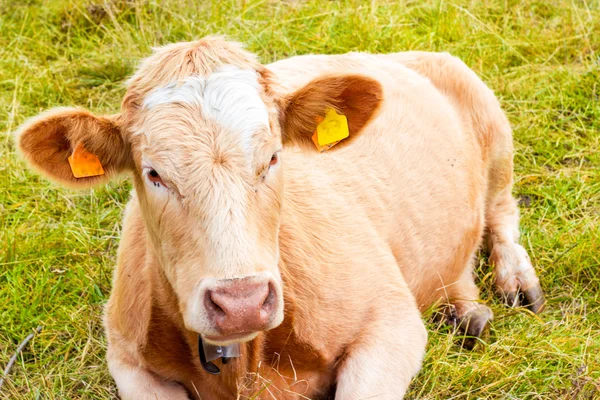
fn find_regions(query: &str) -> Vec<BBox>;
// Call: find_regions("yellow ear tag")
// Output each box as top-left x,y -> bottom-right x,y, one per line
68,143 -> 105,178
311,108 -> 349,152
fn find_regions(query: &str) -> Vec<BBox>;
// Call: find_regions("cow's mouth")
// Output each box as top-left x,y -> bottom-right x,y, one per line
203,331 -> 258,345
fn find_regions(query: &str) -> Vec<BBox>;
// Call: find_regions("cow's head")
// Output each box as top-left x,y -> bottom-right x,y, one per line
16,37 -> 382,345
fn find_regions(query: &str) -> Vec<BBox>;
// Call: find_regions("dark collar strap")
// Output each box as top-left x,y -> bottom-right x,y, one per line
198,335 -> 232,374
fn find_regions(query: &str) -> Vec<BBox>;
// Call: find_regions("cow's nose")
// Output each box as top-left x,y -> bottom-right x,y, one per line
205,280 -> 276,335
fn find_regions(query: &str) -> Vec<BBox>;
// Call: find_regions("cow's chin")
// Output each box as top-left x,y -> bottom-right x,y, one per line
202,331 -> 260,346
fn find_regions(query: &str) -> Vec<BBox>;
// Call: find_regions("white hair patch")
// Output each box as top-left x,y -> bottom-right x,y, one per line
143,66 -> 270,152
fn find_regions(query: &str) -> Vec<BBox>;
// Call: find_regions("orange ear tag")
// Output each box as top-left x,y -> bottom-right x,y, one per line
68,143 -> 105,178
311,108 -> 349,152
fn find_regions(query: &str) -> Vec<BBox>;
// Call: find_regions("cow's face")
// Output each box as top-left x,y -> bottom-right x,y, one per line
16,39 -> 382,345
130,67 -> 285,343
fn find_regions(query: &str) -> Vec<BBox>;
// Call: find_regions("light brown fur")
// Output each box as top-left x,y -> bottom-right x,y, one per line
16,37 -> 543,399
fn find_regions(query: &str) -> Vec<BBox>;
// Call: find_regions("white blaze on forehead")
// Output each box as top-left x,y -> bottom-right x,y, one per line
143,66 -> 270,150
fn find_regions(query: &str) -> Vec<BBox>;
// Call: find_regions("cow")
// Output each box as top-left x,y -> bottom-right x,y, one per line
16,36 -> 544,399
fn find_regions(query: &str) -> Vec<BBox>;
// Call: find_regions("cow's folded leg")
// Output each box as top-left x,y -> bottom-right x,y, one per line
107,342 -> 190,400
440,266 -> 493,350
334,303 -> 427,400
442,301 -> 493,350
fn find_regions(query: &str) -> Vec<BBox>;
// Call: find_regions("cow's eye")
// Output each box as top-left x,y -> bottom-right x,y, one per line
147,169 -> 164,188
269,152 -> 279,167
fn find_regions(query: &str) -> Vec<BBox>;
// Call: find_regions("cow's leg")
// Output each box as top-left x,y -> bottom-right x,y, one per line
486,186 -> 545,313
442,266 -> 493,350
107,342 -> 190,400
335,294 -> 427,399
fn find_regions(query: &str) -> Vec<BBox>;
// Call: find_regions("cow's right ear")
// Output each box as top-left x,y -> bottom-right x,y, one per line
16,107 -> 132,189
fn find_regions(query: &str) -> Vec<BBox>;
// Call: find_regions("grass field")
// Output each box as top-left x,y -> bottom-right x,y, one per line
1,0 -> 599,398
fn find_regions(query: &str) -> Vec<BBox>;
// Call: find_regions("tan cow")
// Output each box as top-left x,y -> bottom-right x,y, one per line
16,37 -> 544,399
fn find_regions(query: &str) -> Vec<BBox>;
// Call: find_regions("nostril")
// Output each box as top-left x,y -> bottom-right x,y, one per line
205,290 -> 225,316
261,283 -> 276,312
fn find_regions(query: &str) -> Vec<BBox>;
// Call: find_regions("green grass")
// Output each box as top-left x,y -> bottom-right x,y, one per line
1,0 -> 599,398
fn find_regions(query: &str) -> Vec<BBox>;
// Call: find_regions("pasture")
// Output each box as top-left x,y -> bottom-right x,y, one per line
1,0 -> 599,398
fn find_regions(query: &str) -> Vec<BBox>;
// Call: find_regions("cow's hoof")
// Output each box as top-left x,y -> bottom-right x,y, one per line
491,242 -> 545,315
503,284 -> 545,314
455,304 -> 493,350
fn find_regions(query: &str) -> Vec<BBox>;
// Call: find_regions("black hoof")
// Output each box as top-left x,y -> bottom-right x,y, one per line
456,305 -> 493,350
503,285 -> 545,314
504,291 -> 521,308
523,286 -> 545,314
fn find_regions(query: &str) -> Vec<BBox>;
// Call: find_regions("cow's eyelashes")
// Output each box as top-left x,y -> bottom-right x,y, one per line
146,168 -> 165,188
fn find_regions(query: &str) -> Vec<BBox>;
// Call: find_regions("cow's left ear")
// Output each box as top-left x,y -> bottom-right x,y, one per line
16,107 -> 133,189
278,74 -> 383,150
